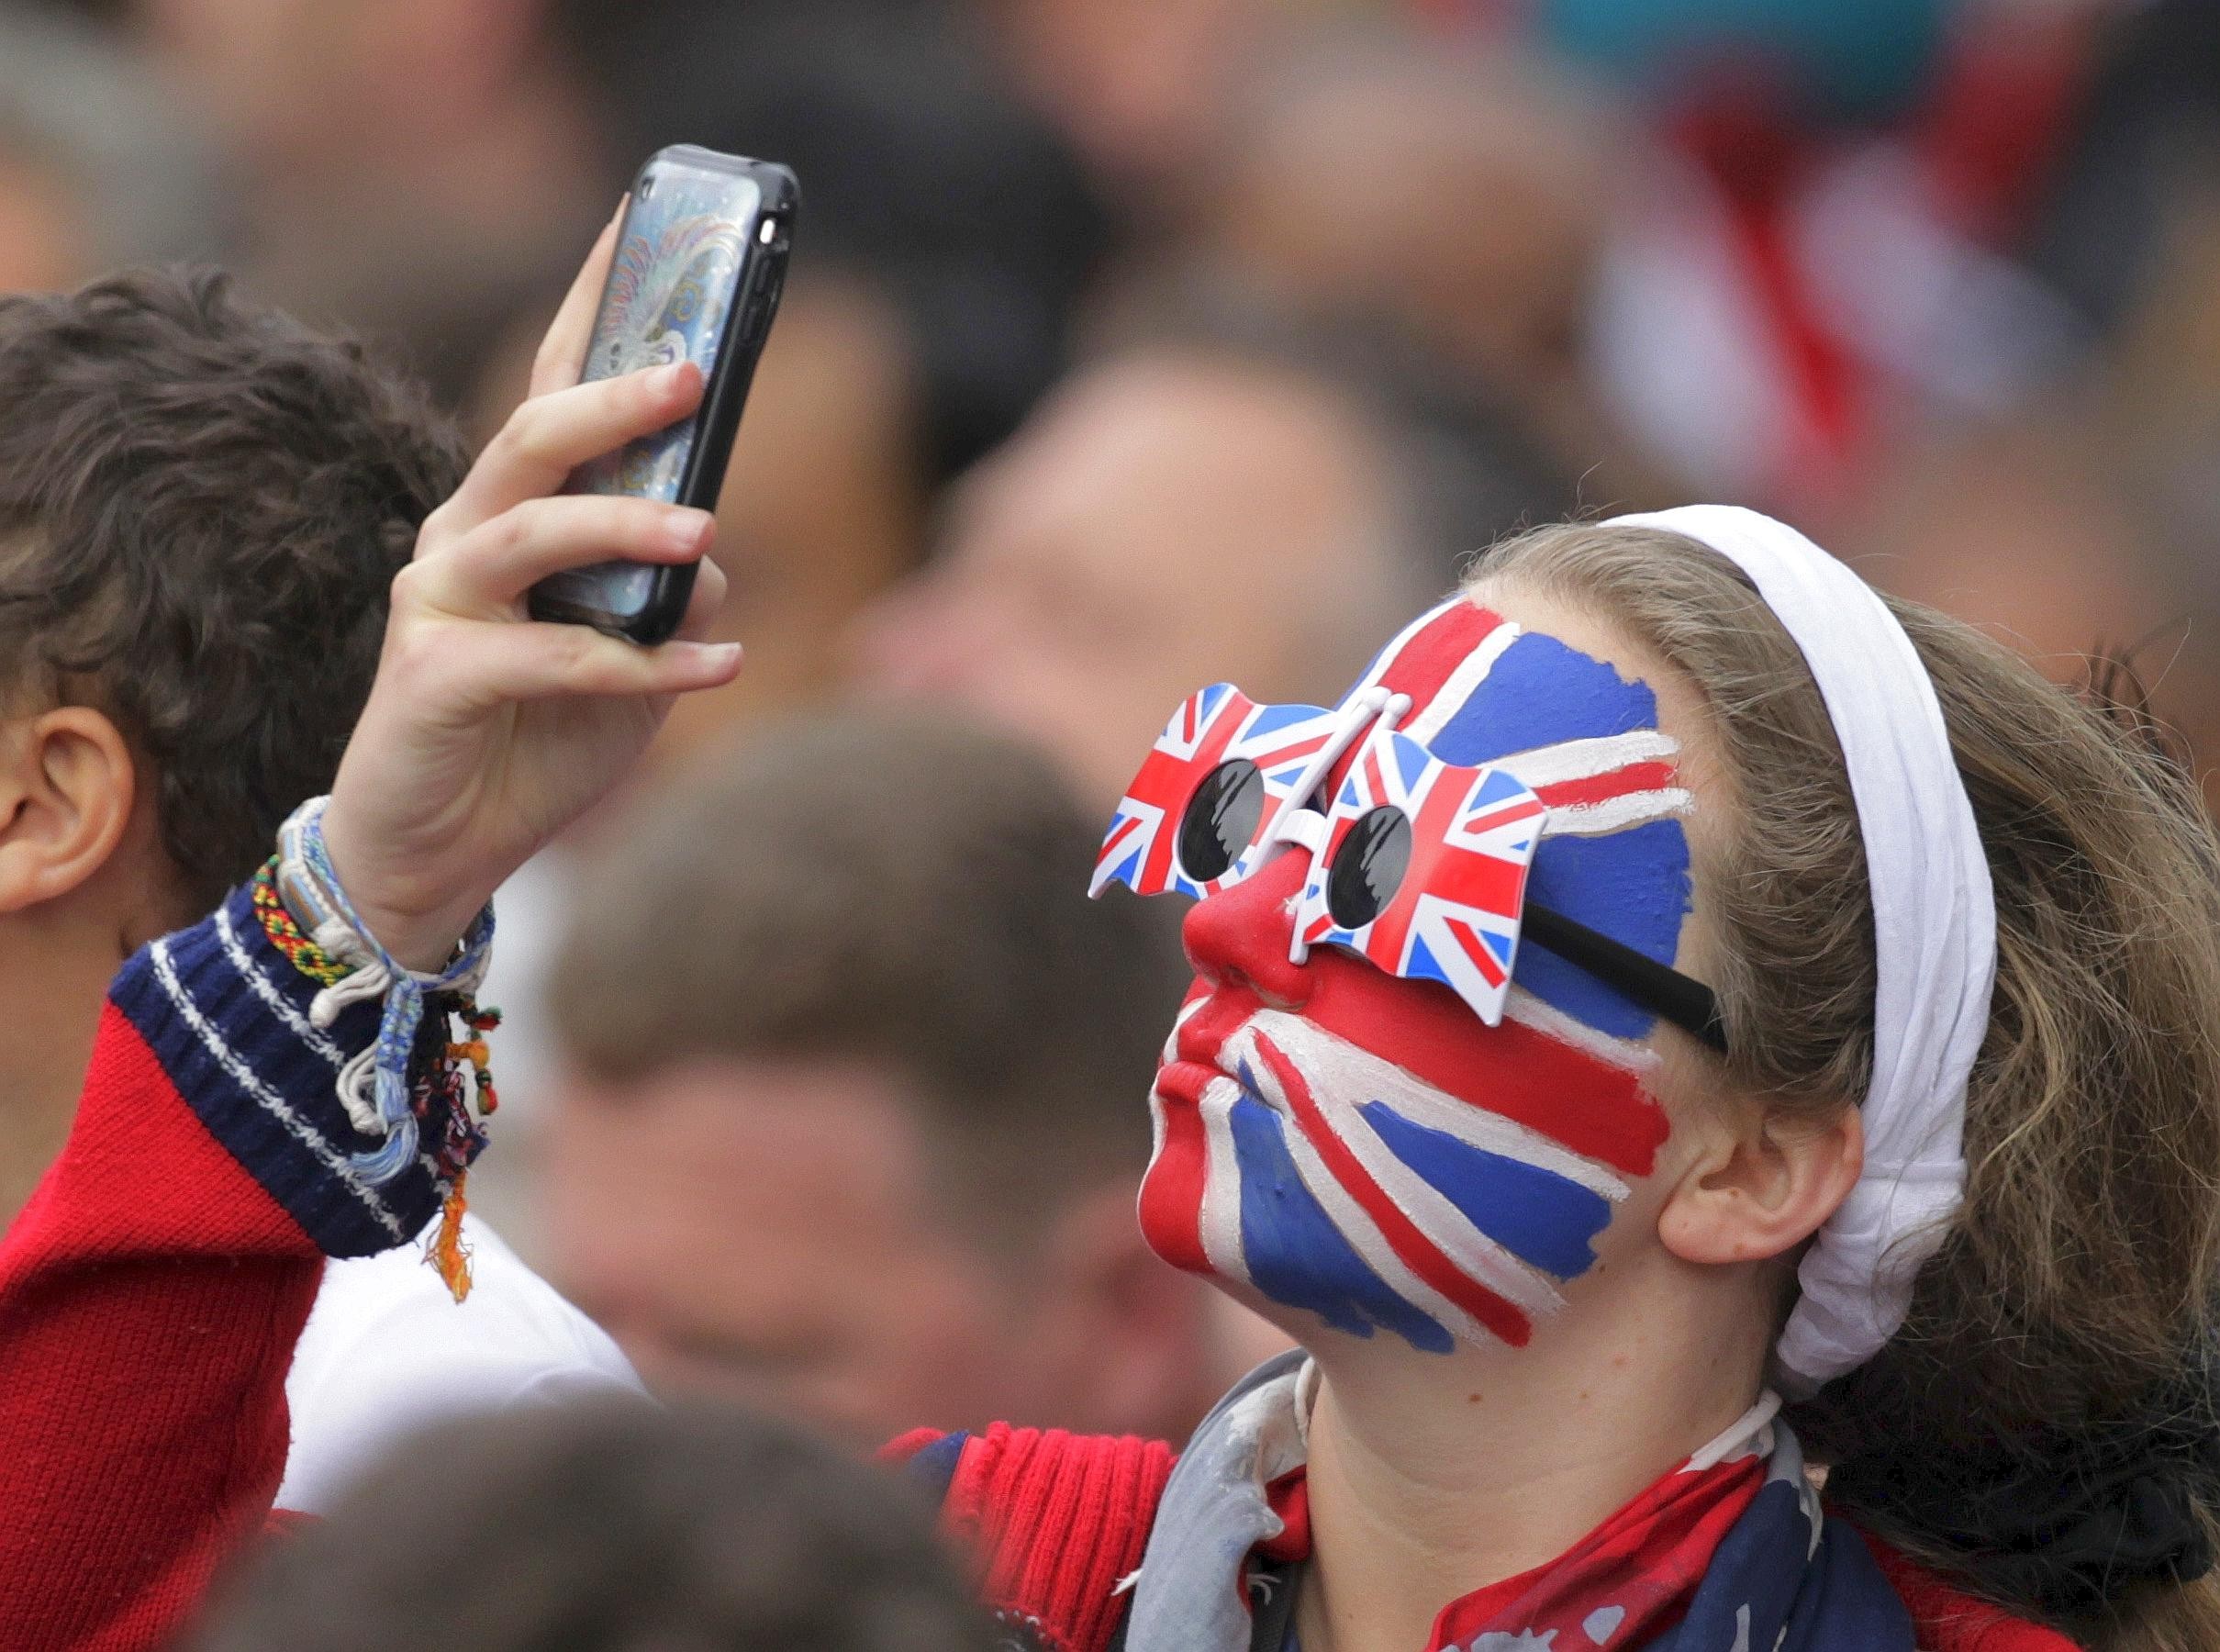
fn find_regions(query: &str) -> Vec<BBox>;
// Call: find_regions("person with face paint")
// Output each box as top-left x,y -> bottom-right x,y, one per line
4,476 -> 2216,1652
891,508 -> 2220,1652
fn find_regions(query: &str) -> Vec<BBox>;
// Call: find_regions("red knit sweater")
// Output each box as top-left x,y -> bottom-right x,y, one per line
0,883 -> 452,1651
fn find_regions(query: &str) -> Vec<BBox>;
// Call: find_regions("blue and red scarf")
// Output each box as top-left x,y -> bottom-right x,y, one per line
1121,1353 -> 1910,1652
897,1352 -> 2077,1652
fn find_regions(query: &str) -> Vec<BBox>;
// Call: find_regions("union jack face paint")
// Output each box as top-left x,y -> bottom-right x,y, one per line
1100,596 -> 1698,1354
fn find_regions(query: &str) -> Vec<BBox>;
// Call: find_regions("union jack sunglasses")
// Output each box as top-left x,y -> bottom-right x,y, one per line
1090,683 -> 1728,1054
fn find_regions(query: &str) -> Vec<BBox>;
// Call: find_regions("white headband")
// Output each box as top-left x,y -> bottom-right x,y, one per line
1608,505 -> 1997,1389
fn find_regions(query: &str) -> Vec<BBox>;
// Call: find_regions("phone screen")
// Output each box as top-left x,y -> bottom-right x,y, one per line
548,156 -> 765,619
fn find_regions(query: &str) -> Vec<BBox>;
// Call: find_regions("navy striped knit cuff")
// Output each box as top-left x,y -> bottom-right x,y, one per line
108,880 -> 437,1256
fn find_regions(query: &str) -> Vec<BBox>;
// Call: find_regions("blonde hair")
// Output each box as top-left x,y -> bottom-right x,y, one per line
1473,522 -> 2220,1651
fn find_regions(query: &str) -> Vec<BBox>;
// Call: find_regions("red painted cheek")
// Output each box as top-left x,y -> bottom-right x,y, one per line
1177,847 -> 1668,1178
1300,951 -> 1670,1178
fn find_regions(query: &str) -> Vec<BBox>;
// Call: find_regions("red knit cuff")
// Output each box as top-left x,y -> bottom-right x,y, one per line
943,1423 -> 1177,1652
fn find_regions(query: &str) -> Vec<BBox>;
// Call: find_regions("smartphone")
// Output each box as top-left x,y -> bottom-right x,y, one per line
528,146 -> 798,644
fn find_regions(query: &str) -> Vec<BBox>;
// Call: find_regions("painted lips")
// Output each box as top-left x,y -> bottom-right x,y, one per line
1152,1058 -> 1232,1113
1153,988 -> 1270,1114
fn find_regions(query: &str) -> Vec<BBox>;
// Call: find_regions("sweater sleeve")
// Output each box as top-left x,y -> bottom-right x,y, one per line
885,1424 -> 1176,1652
0,881 -> 459,1652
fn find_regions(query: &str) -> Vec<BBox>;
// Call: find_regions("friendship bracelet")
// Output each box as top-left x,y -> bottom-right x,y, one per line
251,861 -> 351,988
273,796 -> 496,1190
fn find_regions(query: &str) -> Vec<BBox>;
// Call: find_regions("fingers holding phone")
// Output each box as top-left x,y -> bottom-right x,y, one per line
439,358 -> 706,548
528,199 -> 627,401
317,155 -> 799,969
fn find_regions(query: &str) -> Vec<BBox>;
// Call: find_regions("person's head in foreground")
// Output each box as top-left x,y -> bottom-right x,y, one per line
543,709 -> 1217,1446
973,505 -> 2220,1652
190,1399 -> 993,1651
0,266 -> 463,1221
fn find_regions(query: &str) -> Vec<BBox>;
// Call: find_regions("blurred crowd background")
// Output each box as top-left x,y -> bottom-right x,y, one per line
10,0 -> 2220,1510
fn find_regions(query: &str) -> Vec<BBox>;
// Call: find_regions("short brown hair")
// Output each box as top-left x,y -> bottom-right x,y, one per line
551,709 -> 1190,1217
0,267 -> 468,914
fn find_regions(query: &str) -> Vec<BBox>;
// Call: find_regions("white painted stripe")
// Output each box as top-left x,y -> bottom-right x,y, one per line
1300,1070 -> 1566,1317
1544,786 -> 1693,837
1501,986 -> 1658,1073
149,937 -> 406,1242
215,904 -> 345,1071
1239,1040 -> 1499,1347
1162,995 -> 1204,1066
1197,1076 -> 1249,1284
1349,600 -> 1453,701
1402,618 -> 1522,746
1247,1010 -> 1633,1201
1492,729 -> 1679,788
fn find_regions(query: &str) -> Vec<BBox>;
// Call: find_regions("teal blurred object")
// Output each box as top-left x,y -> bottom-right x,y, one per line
1537,0 -> 1955,120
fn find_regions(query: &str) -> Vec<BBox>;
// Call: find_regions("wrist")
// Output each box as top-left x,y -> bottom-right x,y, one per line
317,806 -> 482,973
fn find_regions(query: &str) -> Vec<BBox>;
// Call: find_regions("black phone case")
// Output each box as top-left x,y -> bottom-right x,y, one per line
528,148 -> 799,644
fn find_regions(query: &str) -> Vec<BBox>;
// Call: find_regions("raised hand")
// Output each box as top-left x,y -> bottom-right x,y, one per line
321,211 -> 744,969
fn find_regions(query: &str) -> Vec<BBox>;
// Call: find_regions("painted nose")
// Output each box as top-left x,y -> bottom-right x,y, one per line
1180,845 -> 1316,1009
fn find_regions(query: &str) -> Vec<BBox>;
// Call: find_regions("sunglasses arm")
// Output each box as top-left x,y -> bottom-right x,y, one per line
1519,902 -> 1730,1055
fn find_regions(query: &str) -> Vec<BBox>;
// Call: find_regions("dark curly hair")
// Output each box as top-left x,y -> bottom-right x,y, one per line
0,266 -> 468,915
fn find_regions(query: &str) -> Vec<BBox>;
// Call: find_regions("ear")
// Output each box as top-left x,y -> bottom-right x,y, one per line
1025,1182 -> 1216,1442
0,707 -> 137,916
1657,1096 -> 1864,1267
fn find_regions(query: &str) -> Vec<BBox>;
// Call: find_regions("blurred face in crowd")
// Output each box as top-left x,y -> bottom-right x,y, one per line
1204,52 -> 1611,409
134,0 -> 552,186
0,154 -> 86,292
981,0 -> 1276,192
853,348 -> 1411,813
544,1054 -> 1204,1448
136,0 -> 369,177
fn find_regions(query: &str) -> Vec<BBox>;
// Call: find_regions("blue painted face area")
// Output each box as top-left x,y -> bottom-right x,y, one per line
1227,1095 -> 1456,1354
1420,626 -> 1661,768
1518,824 -> 1694,1040
1395,622 -> 1694,1041
1357,1101 -> 1615,1279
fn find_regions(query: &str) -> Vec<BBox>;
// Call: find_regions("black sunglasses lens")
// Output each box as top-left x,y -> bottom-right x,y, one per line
1326,806 -> 1412,929
1177,759 -> 1266,883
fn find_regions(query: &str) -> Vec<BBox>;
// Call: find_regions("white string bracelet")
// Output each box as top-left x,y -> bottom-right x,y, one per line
274,796 -> 496,1187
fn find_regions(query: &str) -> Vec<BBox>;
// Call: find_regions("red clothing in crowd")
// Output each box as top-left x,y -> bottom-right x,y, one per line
0,884 -> 448,1651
